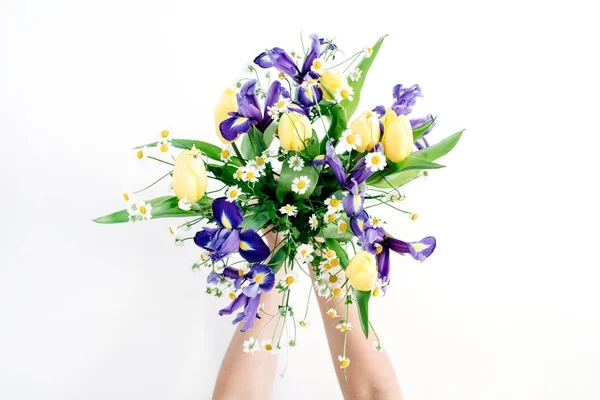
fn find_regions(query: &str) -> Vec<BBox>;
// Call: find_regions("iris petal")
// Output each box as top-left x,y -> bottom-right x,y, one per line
238,230 -> 270,263
212,197 -> 244,230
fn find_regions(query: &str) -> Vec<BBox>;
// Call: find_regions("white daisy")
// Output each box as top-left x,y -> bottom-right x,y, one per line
281,270 -> 299,288
233,167 -> 245,181
348,68 -> 362,82
338,356 -> 350,368
324,196 -> 343,212
308,214 -> 319,230
363,47 -> 374,58
199,251 -> 211,264
323,271 -> 341,285
258,303 -> 266,313
288,154 -> 305,172
336,321 -> 353,332
178,198 -> 192,211
135,201 -> 153,220
242,337 -> 260,354
242,167 -> 260,183
369,216 -> 384,229
324,249 -> 337,260
225,185 -> 242,202
134,146 -> 148,160
316,283 -> 332,298
337,220 -> 349,233
324,210 -> 341,224
252,156 -> 268,171
311,58 -> 324,73
126,201 -> 138,219
159,129 -> 170,140
279,204 -> 298,217
266,97 -> 292,119
326,308 -> 338,318
331,285 -> 343,298
335,86 -> 354,102
156,139 -> 172,154
220,144 -> 233,162
262,148 -> 279,160
296,243 -> 314,263
365,151 -> 387,172
339,129 -> 361,152
262,339 -> 278,355
291,176 -> 311,195
384,190 -> 405,203
372,341 -> 384,352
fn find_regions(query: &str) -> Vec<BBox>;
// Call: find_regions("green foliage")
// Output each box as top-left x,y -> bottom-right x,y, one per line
241,127 -> 267,159
93,196 -> 209,224
134,139 -> 242,166
268,245 -> 288,274
353,288 -> 371,338
276,158 -> 319,202
325,238 -> 350,269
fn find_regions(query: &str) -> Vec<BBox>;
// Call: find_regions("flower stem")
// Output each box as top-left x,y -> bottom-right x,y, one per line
133,171 -> 172,194
231,142 -> 246,166
147,156 -> 174,166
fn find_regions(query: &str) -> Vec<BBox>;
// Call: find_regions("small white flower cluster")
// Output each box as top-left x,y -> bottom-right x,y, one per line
156,129 -> 173,155
243,336 -> 296,355
348,67 -> 362,82
340,130 -> 361,153
384,190 -> 406,203
279,204 -> 297,217
266,98 -> 291,119
313,249 -> 343,299
122,190 -> 154,222
232,154 -> 271,183
206,270 -> 238,299
324,195 -> 342,226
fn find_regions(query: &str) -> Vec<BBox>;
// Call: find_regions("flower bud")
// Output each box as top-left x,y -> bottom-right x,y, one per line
278,112 -> 313,151
172,146 -> 208,202
320,71 -> 348,101
381,108 -> 412,163
345,251 -> 377,291
350,111 -> 381,152
214,89 -> 239,143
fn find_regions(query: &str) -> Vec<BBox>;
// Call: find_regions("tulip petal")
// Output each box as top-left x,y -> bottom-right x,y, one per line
212,197 -> 244,230
238,230 -> 271,263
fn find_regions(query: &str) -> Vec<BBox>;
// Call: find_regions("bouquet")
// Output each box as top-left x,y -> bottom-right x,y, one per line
95,33 -> 462,369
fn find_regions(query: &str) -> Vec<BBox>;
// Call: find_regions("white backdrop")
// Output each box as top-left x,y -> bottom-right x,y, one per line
1,1 -> 599,399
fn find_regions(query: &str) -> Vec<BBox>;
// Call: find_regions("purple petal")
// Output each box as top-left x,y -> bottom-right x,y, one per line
261,80 -> 283,127
207,271 -> 221,285
392,84 -> 423,116
239,80 -> 261,113
301,34 -> 321,76
251,264 -> 275,292
219,114 -> 254,141
212,197 -> 244,230
319,37 -> 336,52
239,230 -> 271,263
267,47 -> 300,78
350,211 -> 369,236
409,236 -> 436,262
376,245 -> 391,282
219,294 -> 248,316
242,282 -> 260,298
297,85 -> 322,107
194,227 -> 218,250
240,294 -> 261,332
254,51 -> 274,68
211,228 -> 241,262
342,182 -> 364,216
387,236 -> 411,254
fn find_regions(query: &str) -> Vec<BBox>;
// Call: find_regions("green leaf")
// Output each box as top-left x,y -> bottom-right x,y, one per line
93,196 -> 205,224
368,156 -> 444,185
324,238 -> 350,269
321,217 -> 354,241
276,158 -> 319,202
242,210 -> 270,232
263,122 -> 278,148
306,131 -> 320,159
342,35 -> 387,120
410,130 -> 464,162
134,139 -> 242,166
412,117 -> 437,143
241,127 -> 267,159
268,245 -> 288,274
353,288 -> 371,338
320,104 -> 348,151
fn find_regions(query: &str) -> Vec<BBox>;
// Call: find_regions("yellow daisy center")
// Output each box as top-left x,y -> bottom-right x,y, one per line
228,292 -> 237,300
323,263 -> 332,270
238,269 -> 245,276
296,180 -> 306,189
326,250 -> 336,258
329,198 -> 340,208
228,190 -> 238,198
246,171 -> 255,180
221,149 -> 230,158
367,47 -> 373,55
160,143 -> 169,153
136,150 -> 144,159
340,89 -> 349,99
278,72 -> 285,78
329,275 -> 338,284
139,205 -> 147,215
236,171 -> 244,179
373,288 -> 380,297
333,288 -> 342,297
340,359 -> 349,368
327,311 -> 336,318
338,222 -> 347,232
411,213 -> 419,221
169,226 -> 175,235
265,344 -> 273,351
327,214 -> 337,223
313,60 -> 322,69
330,258 -> 340,267
161,129 -> 169,138
276,100 -> 286,108
299,321 -> 307,327
346,134 -> 355,144
256,157 -> 265,166
285,276 -> 295,285
285,205 -> 293,212
371,155 -> 381,165
123,193 -> 130,201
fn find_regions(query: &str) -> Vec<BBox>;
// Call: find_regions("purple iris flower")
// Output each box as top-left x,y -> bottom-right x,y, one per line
311,139 -> 347,187
346,143 -> 383,186
219,264 -> 275,332
219,80 -> 305,141
342,179 -> 366,217
194,197 -> 270,263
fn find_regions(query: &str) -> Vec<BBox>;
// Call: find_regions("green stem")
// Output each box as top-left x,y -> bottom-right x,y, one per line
231,142 -> 246,166
147,156 -> 174,166
133,171 -> 172,194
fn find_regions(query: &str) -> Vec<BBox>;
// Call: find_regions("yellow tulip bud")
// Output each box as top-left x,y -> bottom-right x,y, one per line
320,71 -> 348,101
278,112 -> 313,151
214,88 -> 239,143
345,251 -> 377,291
381,108 -> 413,163
350,111 -> 381,152
172,146 -> 208,202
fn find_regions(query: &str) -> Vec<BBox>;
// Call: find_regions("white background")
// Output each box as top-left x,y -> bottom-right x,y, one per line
1,0 -> 599,399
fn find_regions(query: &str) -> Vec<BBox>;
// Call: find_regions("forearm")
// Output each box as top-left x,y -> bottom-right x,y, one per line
315,285 -> 403,400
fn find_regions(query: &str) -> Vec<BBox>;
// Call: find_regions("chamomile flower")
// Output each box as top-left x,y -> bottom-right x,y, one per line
328,257 -> 340,268
299,320 -> 308,327
169,224 -> 181,237
126,201 -> 138,219
331,285 -> 343,298
372,278 -> 386,297
262,148 -> 279,160
279,204 -> 298,217
339,129 -> 361,152
159,129 -> 170,140
338,356 -> 350,368
258,303 -> 266,313
134,146 -> 148,160
324,196 -> 343,212
199,251 -> 211,264
136,201 -> 153,220
262,339 -> 278,354
336,322 -> 353,332
323,271 -> 340,285
319,260 -> 333,271
220,144 -> 233,162
122,190 -> 133,203
224,288 -> 238,301
324,249 -> 337,260
372,341 -> 384,352
225,185 -> 242,202
316,283 -> 332,298
349,68 -> 362,82
178,198 -> 192,211
363,47 -> 374,58
308,214 -> 319,230
337,220 -> 348,233
291,176 -> 311,195
311,59 -> 324,73
324,210 -> 341,224
335,86 -> 354,102
365,151 -> 387,172
296,243 -> 314,263
369,216 -> 384,229
384,190 -> 406,203
242,167 -> 260,183
156,139 -> 172,154
288,154 -> 305,172
281,270 -> 299,287
252,156 -> 268,171
326,308 -> 338,318
242,337 -> 260,354
267,97 -> 292,119
233,167 -> 245,181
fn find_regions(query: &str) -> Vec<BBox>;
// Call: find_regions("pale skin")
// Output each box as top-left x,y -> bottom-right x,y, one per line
212,231 -> 403,400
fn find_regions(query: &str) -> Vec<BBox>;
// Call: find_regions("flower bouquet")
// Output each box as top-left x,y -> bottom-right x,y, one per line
95,33 -> 462,368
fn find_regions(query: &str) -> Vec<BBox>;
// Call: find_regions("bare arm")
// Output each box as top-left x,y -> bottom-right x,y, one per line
315,274 -> 403,400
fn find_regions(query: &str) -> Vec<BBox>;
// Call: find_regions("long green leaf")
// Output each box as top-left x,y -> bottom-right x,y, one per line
242,210 -> 270,232
93,196 -> 205,224
241,127 -> 267,159
276,159 -> 319,202
320,104 -> 348,152
134,139 -> 242,166
263,123 -> 278,148
324,239 -> 350,269
342,35 -> 387,119
353,288 -> 371,338
268,245 -> 288,274
322,218 -> 354,241
410,130 -> 464,162
412,118 -> 437,142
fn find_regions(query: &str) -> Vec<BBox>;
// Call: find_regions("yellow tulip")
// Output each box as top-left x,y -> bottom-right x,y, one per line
172,146 -> 208,202
278,112 -> 313,151
214,88 -> 239,143
345,251 -> 378,291
381,108 -> 413,163
350,111 -> 381,152
320,71 -> 348,101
